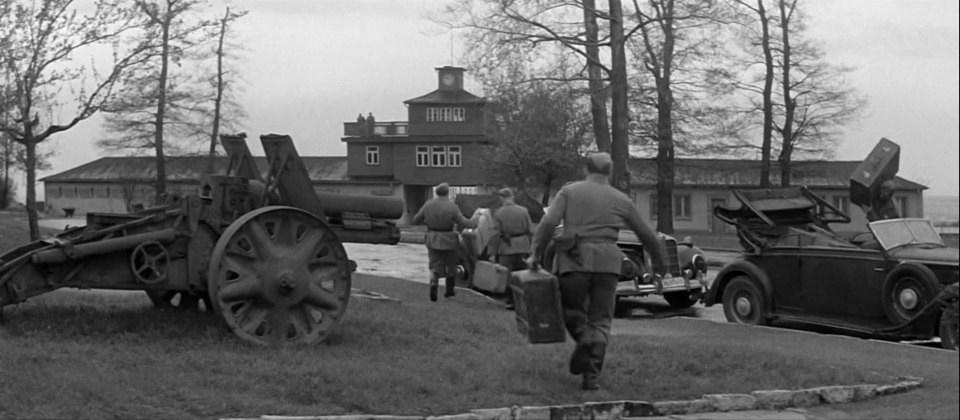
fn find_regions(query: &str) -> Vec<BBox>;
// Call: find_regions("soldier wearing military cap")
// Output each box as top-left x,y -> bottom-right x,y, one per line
489,187 -> 534,310
413,182 -> 480,301
528,152 -> 668,390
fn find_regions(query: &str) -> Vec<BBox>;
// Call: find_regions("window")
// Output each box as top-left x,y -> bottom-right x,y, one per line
94,187 -> 109,198
416,146 -> 430,167
63,187 -> 76,198
447,146 -> 462,167
431,146 -> 447,166
426,107 -> 466,122
48,187 -> 61,198
78,187 -> 92,198
649,194 -> 692,219
831,195 -> 849,214
365,146 -> 380,165
675,194 -> 691,219
896,197 -> 909,217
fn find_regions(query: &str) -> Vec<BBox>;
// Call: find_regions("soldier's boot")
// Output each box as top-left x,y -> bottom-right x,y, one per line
569,342 -> 592,375
429,277 -> 439,302
581,373 -> 600,391
444,277 -> 456,298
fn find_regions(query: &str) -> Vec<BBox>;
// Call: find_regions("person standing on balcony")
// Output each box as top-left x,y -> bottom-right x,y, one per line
528,152 -> 668,391
413,182 -> 480,302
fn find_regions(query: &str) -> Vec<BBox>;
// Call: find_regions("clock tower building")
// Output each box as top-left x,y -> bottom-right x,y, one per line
341,65 -> 489,223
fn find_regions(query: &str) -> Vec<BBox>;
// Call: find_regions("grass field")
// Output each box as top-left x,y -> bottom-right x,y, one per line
0,211 -> 891,418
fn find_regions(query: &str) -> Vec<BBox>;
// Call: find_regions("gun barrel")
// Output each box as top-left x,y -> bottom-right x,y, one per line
316,192 -> 404,220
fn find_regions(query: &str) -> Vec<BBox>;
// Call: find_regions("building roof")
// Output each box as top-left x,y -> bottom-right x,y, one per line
627,158 -> 927,190
41,155 -> 352,184
403,89 -> 486,105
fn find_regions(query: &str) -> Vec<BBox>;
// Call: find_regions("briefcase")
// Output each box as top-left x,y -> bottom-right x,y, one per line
509,268 -> 566,344
473,260 -> 509,294
850,138 -> 900,206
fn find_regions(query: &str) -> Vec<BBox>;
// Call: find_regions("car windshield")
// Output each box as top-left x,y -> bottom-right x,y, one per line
869,218 -> 944,250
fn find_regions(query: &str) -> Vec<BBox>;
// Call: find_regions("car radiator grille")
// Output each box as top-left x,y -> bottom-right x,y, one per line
651,237 -> 682,277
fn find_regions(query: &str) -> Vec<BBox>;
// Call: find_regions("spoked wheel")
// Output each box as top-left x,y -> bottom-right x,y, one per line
145,290 -> 212,312
207,206 -> 352,346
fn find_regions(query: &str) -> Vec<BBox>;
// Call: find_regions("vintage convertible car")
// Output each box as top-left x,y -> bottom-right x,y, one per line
459,209 -> 708,309
704,187 -> 959,350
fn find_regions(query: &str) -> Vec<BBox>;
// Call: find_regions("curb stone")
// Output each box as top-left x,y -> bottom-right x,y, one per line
234,377 -> 923,420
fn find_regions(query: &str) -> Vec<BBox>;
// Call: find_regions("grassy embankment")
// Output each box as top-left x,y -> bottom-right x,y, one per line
0,211 -> 889,418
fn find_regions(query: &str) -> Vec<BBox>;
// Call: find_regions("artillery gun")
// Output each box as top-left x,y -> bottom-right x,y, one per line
0,134 -> 403,346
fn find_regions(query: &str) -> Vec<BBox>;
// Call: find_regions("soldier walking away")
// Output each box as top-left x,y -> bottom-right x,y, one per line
528,152 -> 668,391
490,187 -> 534,310
413,182 -> 480,302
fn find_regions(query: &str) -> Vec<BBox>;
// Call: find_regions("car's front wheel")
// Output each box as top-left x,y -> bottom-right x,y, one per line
722,276 -> 769,325
664,288 -> 702,308
882,265 -> 939,325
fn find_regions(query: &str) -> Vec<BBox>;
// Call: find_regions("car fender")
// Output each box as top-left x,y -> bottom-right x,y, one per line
704,260 -> 774,314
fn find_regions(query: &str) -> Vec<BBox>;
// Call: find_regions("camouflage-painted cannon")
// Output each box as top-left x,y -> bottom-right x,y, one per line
0,134 -> 403,346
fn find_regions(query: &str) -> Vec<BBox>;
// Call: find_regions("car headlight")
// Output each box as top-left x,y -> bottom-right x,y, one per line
621,257 -> 640,279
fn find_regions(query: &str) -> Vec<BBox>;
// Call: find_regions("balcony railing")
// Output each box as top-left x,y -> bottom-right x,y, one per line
344,121 -> 409,137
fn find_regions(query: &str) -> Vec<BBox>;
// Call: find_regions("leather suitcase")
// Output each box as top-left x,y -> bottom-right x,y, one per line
473,260 -> 509,294
850,138 -> 900,206
509,268 -> 566,344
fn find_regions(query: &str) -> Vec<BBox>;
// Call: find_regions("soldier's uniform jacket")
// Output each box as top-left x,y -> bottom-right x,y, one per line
491,203 -> 534,255
412,197 -> 476,251
531,179 -> 657,275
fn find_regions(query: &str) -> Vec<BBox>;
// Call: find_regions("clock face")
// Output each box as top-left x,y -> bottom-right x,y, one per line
441,73 -> 456,86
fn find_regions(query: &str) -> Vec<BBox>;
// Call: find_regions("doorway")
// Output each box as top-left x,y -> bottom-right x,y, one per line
709,197 -> 727,233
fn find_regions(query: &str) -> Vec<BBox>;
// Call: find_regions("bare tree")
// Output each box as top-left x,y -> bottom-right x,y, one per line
728,0 -> 865,186
100,0 -> 215,204
441,0 -> 639,191
628,0 -> 729,233
582,0 -> 612,153
731,0 -> 775,187
0,0 -> 147,239
204,6 -> 248,173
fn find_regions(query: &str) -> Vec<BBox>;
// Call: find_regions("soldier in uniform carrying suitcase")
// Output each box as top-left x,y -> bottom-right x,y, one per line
528,152 -> 668,391
489,187 -> 534,310
413,182 -> 480,302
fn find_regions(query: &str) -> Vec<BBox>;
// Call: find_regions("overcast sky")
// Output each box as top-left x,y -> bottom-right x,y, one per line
31,0 -> 960,197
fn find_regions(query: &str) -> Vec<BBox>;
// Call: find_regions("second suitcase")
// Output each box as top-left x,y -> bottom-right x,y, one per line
473,260 -> 509,294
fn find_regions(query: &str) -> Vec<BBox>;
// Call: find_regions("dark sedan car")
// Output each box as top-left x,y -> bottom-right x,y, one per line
704,187 -> 959,350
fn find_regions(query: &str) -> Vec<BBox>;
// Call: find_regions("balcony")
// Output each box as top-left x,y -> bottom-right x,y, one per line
343,121 -> 409,137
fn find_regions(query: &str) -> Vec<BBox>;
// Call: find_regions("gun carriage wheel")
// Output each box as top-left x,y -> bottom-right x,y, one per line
207,206 -> 352,346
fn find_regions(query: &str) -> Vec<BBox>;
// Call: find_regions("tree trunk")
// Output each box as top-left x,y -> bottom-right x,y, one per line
758,0 -> 774,188
654,0 -> 676,234
608,0 -> 630,193
153,6 -> 172,204
583,0 -> 611,153
777,0 -> 795,187
1,138 -> 10,209
25,139 -> 40,240
206,8 -> 229,174
541,175 -> 553,207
